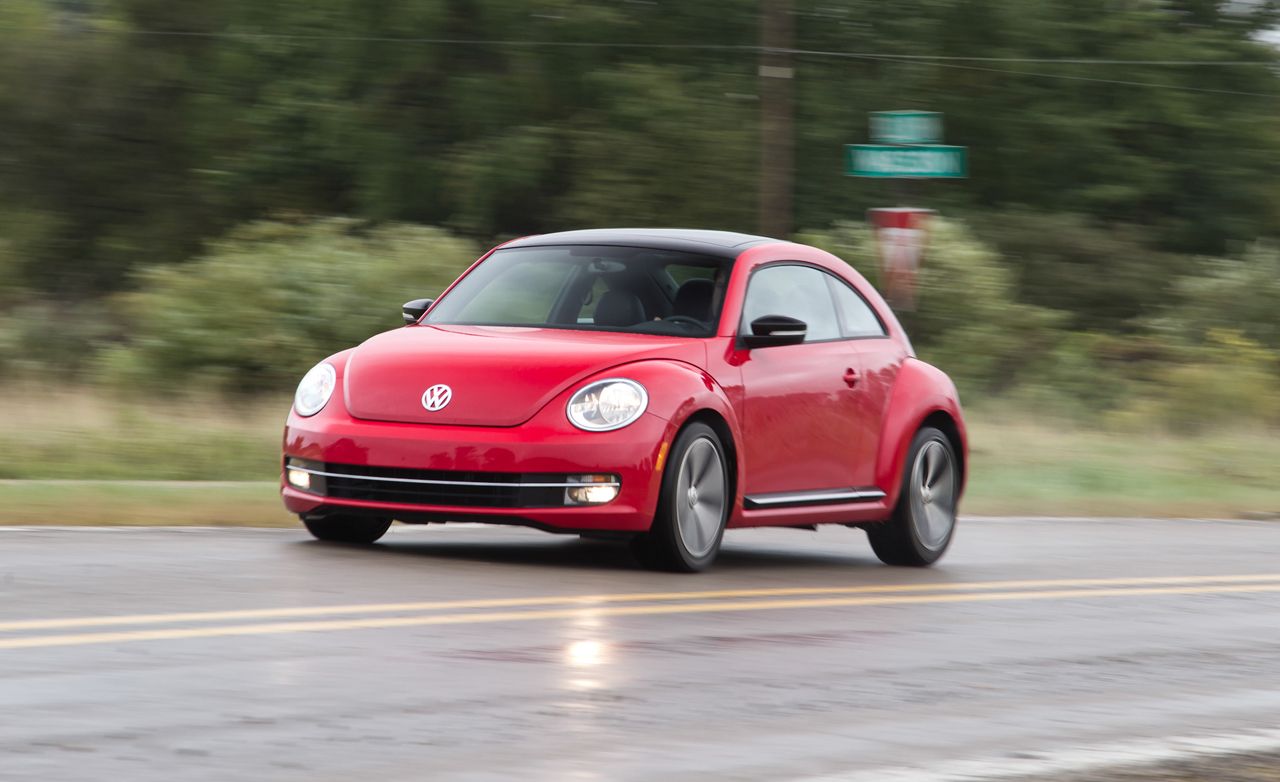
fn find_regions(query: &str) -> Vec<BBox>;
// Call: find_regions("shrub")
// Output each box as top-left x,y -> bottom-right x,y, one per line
1167,243 -> 1280,354
97,218 -> 480,394
0,301 -> 112,379
1124,329 -> 1280,432
798,218 -> 1066,397
966,210 -> 1192,331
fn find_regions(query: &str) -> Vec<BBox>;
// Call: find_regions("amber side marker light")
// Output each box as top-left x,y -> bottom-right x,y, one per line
655,441 -> 670,472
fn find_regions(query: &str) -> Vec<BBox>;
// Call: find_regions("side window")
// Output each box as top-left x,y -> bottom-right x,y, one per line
828,277 -> 888,338
740,265 -> 840,342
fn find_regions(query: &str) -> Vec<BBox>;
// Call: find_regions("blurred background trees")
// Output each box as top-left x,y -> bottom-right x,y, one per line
1,0 -> 1278,425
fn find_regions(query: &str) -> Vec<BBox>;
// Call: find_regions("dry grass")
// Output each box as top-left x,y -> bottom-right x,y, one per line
1,387 -> 1278,524
0,481 -> 294,526
963,410 -> 1280,518
0,385 -> 286,480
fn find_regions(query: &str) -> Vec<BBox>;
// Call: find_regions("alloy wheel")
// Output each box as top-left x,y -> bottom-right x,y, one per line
673,436 -> 727,558
909,439 -> 957,551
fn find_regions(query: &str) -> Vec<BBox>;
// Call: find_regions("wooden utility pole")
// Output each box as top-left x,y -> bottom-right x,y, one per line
757,0 -> 794,238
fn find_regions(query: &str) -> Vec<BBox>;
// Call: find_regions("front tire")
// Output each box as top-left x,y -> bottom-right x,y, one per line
632,422 -> 730,572
302,514 -> 392,544
867,426 -> 958,566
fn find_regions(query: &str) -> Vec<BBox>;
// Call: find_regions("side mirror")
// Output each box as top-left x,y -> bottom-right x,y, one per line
402,298 -> 434,325
742,314 -> 807,348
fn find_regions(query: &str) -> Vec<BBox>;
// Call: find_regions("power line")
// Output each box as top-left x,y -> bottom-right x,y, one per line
5,26 -> 761,50
6,24 -> 1277,97
840,53 -> 1280,98
784,49 -> 1275,67
3,24 -> 1277,68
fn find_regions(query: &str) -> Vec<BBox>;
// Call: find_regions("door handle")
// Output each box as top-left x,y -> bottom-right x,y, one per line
843,367 -> 859,388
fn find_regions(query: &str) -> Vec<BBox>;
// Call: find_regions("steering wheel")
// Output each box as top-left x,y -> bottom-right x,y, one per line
663,315 -> 705,329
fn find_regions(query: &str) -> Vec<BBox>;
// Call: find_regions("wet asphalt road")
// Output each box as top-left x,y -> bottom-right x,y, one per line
2,518 -> 1280,781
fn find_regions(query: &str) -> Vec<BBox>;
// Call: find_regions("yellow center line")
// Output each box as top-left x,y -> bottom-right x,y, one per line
3,573 -> 1280,633
2,581 -> 1279,651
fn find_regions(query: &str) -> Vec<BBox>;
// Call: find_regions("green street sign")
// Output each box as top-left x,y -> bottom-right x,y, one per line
845,144 -> 968,178
869,110 -> 943,145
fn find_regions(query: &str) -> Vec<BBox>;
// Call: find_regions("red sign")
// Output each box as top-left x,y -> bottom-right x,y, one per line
868,207 -> 935,311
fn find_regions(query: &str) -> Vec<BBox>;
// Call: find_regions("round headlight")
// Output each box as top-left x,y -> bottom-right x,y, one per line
294,362 -> 337,417
567,378 -> 648,432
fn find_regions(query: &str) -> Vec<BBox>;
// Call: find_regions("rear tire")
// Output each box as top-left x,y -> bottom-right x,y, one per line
867,426 -> 958,566
302,515 -> 392,544
632,422 -> 730,572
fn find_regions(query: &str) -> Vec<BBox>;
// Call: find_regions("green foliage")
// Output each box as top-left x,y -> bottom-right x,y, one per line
802,216 -> 1280,429
800,218 -> 1066,396
96,219 -> 478,393
966,211 -> 1193,331
1113,329 -> 1280,432
3,0 -> 1279,300
1167,243 -> 1280,352
550,64 -> 757,232
1,0 -> 1279,429
0,235 -> 18,303
793,0 -> 1280,253
0,302 -> 112,379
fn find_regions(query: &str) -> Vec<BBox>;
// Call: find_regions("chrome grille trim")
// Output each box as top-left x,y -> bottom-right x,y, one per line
288,466 -> 619,489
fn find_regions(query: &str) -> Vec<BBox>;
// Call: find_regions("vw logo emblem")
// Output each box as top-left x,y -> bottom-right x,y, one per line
421,384 -> 453,412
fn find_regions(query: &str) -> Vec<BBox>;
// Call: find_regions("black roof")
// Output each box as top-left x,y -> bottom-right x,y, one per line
502,228 -> 779,258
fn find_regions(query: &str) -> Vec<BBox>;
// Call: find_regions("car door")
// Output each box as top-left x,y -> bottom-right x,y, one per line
827,274 -> 907,488
737,263 -> 864,499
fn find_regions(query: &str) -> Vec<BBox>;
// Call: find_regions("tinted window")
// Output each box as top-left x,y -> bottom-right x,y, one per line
424,245 -> 731,337
447,259 -> 575,325
576,276 -> 611,324
740,265 -> 840,342
666,263 -> 716,286
828,277 -> 887,337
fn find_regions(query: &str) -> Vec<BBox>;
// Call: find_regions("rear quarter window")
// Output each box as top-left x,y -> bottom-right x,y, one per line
828,277 -> 888,338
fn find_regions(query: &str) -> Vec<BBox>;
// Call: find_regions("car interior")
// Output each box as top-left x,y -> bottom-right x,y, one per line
552,255 -> 726,336
424,246 -> 730,336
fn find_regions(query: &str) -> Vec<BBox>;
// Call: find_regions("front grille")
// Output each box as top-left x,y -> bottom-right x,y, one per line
291,461 -> 615,509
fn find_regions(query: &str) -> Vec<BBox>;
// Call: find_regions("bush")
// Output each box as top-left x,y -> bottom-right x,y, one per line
97,218 -> 480,393
801,217 -> 1280,429
1116,329 -> 1280,432
6,211 -> 1272,434
0,301 -> 113,380
1167,243 -> 1280,354
798,218 -> 1066,397
966,210 -> 1192,331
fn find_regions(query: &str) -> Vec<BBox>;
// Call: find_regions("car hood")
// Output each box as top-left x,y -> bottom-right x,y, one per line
343,325 -> 704,426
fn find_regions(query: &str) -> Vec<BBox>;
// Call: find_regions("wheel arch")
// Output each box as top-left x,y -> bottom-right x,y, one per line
678,408 -> 740,518
608,359 -> 745,523
920,409 -> 966,492
875,358 -> 968,508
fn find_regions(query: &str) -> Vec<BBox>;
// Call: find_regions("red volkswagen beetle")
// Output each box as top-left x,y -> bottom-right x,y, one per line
281,229 -> 966,571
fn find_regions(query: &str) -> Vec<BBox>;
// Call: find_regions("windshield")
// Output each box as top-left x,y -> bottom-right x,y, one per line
423,245 -> 732,337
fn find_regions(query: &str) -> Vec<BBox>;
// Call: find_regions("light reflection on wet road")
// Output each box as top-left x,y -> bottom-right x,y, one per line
1,518 -> 1279,781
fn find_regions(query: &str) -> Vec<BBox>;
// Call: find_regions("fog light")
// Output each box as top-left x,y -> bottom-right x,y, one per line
565,475 -> 620,505
286,467 -> 312,491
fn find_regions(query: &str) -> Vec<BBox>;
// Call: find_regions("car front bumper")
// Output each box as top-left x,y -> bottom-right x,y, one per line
281,405 -> 673,533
